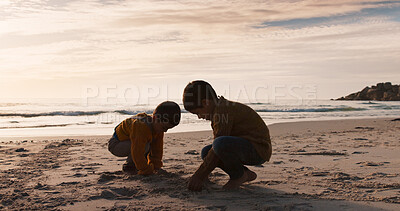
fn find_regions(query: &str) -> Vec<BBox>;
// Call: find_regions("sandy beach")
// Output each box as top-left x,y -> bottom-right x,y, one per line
1,118 -> 399,210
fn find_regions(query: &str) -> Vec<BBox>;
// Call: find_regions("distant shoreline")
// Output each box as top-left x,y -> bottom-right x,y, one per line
1,116 -> 398,141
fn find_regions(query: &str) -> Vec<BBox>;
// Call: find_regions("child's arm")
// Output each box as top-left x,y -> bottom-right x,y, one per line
130,124 -> 154,175
212,110 -> 234,138
148,133 -> 164,170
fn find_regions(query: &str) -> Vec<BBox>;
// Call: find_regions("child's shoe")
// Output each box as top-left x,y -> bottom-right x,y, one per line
122,162 -> 137,174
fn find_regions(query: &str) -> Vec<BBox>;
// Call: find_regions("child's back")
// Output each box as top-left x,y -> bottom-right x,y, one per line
212,97 -> 272,162
115,113 -> 153,142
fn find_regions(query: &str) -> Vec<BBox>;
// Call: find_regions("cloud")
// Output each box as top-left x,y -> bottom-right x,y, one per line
0,0 -> 399,98
0,31 -> 84,49
259,2 -> 400,28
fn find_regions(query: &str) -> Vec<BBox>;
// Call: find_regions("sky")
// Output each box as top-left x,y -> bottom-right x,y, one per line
1,0 -> 400,101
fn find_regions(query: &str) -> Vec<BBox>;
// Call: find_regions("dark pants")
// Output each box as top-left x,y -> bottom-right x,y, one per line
108,133 -> 150,167
201,136 -> 265,180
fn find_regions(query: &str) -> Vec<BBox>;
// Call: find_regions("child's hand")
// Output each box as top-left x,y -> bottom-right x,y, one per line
138,163 -> 155,175
124,168 -> 138,175
188,174 -> 204,191
155,168 -> 167,175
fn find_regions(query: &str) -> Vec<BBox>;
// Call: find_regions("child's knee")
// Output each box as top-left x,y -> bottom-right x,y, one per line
108,138 -> 117,153
108,145 -> 119,157
201,145 -> 212,160
212,136 -> 230,155
108,137 -> 128,157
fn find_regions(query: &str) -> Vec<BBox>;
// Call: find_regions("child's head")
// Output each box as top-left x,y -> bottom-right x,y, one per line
152,101 -> 181,133
182,80 -> 218,120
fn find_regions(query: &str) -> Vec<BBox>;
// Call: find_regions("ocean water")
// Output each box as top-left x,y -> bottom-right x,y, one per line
0,98 -> 399,137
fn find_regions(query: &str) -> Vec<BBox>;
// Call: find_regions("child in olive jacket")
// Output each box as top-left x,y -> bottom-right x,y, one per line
183,81 -> 271,190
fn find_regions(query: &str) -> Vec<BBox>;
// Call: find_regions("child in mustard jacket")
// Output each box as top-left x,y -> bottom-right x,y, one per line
108,101 -> 181,175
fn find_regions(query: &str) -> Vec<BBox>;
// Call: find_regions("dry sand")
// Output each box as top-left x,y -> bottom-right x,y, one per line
0,118 -> 399,210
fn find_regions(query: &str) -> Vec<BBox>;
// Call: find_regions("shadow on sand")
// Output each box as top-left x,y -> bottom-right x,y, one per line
79,170 -> 396,210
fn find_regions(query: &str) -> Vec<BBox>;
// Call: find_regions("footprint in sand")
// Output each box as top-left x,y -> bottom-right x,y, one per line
356,161 -> 388,167
98,171 -> 124,183
90,187 -> 144,200
15,148 -> 29,152
68,173 -> 87,178
355,126 -> 374,130
71,167 -> 83,171
331,172 -> 363,181
310,171 -> 330,177
184,150 -> 199,155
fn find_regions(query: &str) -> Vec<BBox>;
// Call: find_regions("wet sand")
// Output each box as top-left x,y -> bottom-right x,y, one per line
0,118 -> 399,210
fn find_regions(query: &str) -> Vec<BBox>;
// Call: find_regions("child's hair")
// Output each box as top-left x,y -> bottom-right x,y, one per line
153,101 -> 181,126
182,80 -> 219,112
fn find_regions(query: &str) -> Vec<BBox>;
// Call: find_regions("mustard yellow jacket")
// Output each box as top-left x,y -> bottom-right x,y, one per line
115,113 -> 163,175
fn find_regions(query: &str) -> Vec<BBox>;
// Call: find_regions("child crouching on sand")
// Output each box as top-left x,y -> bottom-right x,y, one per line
108,101 -> 181,175
183,80 -> 272,191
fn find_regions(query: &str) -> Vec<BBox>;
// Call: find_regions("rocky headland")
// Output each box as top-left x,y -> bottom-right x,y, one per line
337,82 -> 400,101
